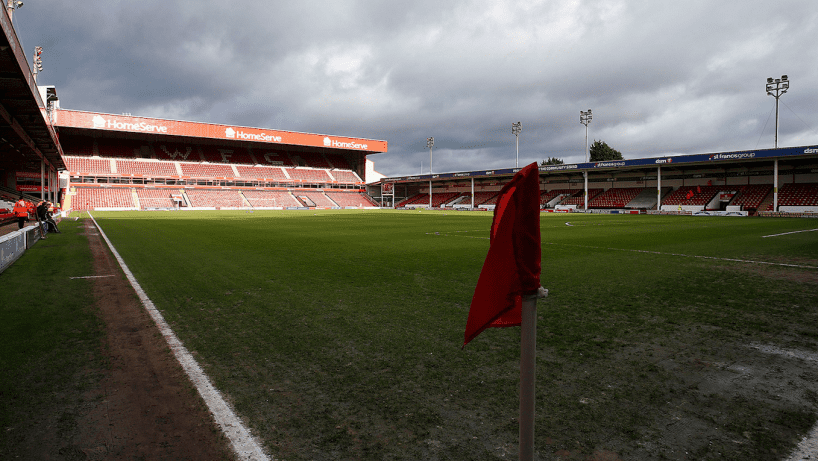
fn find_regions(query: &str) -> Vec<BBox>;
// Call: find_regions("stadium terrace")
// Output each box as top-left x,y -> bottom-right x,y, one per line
377,144 -> 818,217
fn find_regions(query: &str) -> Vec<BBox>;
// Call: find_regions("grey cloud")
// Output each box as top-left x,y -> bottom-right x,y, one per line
13,0 -> 818,177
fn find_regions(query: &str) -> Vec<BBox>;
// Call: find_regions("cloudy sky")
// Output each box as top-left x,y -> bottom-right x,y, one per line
12,0 -> 818,177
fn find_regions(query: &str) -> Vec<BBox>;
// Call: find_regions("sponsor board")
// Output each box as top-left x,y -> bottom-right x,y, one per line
539,164 -> 578,172
16,171 -> 43,179
759,211 -> 818,218
595,161 -> 626,168
383,144 -> 818,183
54,109 -> 387,153
692,210 -> 749,217
709,152 -> 755,161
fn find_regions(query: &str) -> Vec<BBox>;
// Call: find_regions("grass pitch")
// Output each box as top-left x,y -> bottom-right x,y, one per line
0,220 -> 106,456
88,210 -> 818,460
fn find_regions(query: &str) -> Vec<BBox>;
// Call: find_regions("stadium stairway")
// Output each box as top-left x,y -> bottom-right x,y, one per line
757,191 -> 775,213
627,187 -> 673,210
132,189 -> 140,209
181,191 -> 192,208
238,191 -> 252,208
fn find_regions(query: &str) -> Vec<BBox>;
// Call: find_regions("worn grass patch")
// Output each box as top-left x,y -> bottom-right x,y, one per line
91,210 -> 818,460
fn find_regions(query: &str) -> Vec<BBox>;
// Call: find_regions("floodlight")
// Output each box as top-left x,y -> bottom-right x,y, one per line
765,75 -> 790,148
512,122 -> 522,167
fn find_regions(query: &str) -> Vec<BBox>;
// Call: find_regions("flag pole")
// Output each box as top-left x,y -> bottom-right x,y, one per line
520,288 -> 546,461
519,294 -> 537,461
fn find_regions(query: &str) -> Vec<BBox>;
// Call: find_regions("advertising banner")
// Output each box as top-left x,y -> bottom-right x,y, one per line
53,109 -> 388,153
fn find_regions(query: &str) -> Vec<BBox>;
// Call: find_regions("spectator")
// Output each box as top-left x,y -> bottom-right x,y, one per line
13,194 -> 28,229
36,200 -> 48,238
45,201 -> 60,233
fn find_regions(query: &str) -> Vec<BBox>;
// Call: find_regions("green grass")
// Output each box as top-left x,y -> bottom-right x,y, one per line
88,210 -> 818,460
0,219 -> 105,455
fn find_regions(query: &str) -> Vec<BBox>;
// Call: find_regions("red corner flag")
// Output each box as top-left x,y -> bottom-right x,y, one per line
464,162 -> 541,347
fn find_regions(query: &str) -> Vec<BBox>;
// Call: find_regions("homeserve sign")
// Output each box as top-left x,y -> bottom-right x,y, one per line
92,115 -> 168,133
225,127 -> 282,142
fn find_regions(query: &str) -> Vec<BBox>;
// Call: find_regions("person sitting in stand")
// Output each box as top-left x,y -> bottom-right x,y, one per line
13,194 -> 29,229
45,201 -> 60,233
36,200 -> 48,239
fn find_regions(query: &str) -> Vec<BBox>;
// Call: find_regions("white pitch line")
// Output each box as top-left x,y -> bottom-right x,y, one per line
544,242 -> 818,269
761,228 -> 818,238
426,230 -> 818,269
747,343 -> 818,461
748,343 -> 818,364
69,275 -> 115,279
87,213 -> 270,461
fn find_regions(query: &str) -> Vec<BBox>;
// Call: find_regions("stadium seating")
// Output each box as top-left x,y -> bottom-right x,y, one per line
396,194 -> 420,207
559,189 -> 603,206
329,170 -> 362,183
452,191 -> 498,206
589,187 -> 643,208
291,152 -> 332,169
116,159 -> 179,177
242,190 -> 301,207
730,184 -> 772,210
60,136 -> 95,156
766,183 -> 818,210
662,186 -> 721,206
399,192 -> 459,207
66,157 -> 113,175
179,163 -> 236,178
287,168 -> 332,182
73,188 -> 135,209
254,150 -> 294,166
96,139 -> 143,158
200,146 -> 255,164
298,192 -> 336,207
235,165 -> 288,180
324,191 -> 377,207
185,189 -> 245,208
540,189 -> 574,206
325,153 -> 352,170
136,189 -> 180,209
156,143 -> 199,161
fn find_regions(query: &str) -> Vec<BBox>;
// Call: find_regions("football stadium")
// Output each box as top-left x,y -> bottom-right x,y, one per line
2,4 -> 818,461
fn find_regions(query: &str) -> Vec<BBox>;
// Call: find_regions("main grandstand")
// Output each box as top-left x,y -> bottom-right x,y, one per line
375,145 -> 818,217
53,110 -> 385,211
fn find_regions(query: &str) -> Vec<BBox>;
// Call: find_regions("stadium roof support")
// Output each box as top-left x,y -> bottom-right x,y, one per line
0,6 -> 64,172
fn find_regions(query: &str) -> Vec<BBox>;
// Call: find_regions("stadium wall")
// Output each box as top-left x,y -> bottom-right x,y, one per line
0,224 -> 44,274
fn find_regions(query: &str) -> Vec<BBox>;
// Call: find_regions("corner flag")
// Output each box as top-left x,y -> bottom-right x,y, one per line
463,162 -> 541,347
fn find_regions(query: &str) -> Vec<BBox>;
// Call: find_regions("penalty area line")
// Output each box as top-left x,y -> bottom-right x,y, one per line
427,231 -> 817,269
748,343 -> 818,461
761,228 -> 818,238
87,213 -> 270,461
543,242 -> 818,269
